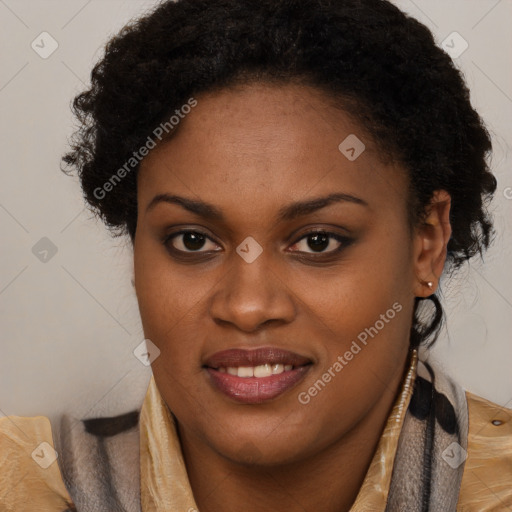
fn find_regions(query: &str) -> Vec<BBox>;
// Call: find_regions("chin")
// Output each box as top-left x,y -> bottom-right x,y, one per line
207,426 -> 314,468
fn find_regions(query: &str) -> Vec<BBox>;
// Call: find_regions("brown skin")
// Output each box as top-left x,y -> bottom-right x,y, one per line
133,83 -> 451,512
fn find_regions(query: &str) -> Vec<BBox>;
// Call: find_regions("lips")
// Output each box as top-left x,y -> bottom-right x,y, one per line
204,347 -> 312,369
203,347 -> 313,404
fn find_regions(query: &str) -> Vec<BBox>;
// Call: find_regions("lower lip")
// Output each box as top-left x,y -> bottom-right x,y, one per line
205,366 -> 311,404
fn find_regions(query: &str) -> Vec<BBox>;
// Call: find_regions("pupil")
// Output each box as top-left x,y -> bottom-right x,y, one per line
183,232 -> 205,251
308,233 -> 328,252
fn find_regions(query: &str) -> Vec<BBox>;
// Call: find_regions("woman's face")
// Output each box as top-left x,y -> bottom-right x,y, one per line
134,83 -> 422,465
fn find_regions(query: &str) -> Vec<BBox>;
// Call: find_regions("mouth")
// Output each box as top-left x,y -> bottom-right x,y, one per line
203,347 -> 313,404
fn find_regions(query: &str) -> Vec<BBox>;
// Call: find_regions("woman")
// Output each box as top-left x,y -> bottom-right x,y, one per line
1,0 -> 510,510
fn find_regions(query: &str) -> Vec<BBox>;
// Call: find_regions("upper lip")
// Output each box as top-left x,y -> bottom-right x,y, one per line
204,347 -> 312,369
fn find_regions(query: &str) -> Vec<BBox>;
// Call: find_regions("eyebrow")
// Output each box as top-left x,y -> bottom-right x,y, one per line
145,192 -> 368,222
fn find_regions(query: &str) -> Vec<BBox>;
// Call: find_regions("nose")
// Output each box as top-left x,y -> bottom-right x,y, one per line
208,250 -> 296,333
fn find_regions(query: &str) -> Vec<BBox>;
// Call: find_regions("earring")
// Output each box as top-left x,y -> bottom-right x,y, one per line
427,281 -> 434,289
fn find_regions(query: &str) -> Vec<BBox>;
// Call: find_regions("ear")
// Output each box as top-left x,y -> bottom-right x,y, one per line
412,190 -> 452,297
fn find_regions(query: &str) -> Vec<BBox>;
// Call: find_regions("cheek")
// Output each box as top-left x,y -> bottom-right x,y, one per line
290,278 -> 411,438
134,245 -> 208,413
134,234 -> 207,362
294,236 -> 412,334
292,231 -> 413,390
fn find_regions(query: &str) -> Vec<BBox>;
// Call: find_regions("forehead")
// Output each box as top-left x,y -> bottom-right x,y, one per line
137,83 -> 409,221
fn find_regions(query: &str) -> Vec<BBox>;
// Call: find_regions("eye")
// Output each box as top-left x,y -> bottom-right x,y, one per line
164,230 -> 220,253
288,230 -> 350,255
163,228 -> 352,258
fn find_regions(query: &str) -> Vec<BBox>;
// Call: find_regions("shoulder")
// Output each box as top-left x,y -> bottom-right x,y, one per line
0,409 -> 141,511
458,391 -> 512,511
0,415 -> 76,511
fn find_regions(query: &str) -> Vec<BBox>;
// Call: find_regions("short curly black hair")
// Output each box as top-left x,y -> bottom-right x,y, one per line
62,0 -> 497,348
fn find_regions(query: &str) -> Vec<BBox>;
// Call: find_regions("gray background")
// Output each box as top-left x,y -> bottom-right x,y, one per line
1,0 -> 511,426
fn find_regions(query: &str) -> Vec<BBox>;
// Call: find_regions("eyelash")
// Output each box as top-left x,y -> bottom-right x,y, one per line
162,229 -> 353,260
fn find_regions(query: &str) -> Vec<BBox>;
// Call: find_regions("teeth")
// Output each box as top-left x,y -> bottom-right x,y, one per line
254,364 -> 272,377
220,363 -> 292,377
271,364 -> 284,374
238,366 -> 254,378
